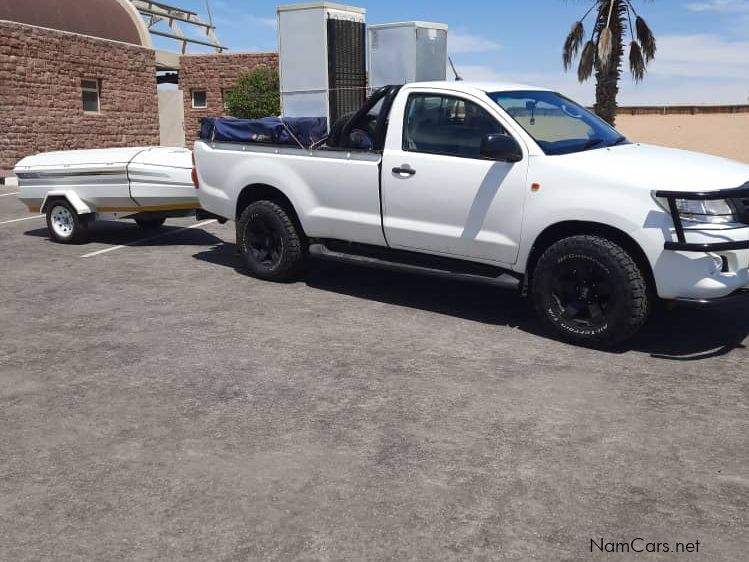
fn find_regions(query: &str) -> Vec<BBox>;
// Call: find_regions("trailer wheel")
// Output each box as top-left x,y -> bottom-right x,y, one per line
237,200 -> 305,281
531,235 -> 650,347
134,217 -> 166,229
46,200 -> 89,244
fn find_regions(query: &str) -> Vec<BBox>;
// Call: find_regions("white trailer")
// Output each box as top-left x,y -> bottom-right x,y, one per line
14,146 -> 199,243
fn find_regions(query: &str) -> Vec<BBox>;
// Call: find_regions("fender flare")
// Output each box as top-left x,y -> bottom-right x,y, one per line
40,191 -> 93,215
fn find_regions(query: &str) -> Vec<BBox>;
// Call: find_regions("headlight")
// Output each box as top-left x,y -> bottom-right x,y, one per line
674,198 -> 736,224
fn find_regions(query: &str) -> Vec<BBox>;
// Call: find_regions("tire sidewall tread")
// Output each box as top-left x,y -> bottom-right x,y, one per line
531,235 -> 649,347
237,200 -> 305,282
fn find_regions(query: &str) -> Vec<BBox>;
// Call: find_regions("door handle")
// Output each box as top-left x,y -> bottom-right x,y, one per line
392,166 -> 416,176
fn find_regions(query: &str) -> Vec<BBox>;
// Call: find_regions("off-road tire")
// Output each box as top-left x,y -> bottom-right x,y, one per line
237,200 -> 305,281
135,217 -> 166,229
531,235 -> 649,347
46,200 -> 89,244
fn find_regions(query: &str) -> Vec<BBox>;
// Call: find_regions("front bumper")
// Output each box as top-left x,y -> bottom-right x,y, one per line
654,184 -> 749,300
675,288 -> 749,306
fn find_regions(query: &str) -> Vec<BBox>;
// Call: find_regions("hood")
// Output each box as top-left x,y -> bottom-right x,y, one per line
549,143 -> 749,192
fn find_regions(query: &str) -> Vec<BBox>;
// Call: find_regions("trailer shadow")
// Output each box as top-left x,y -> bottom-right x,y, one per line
193,242 -> 749,361
24,220 -> 224,247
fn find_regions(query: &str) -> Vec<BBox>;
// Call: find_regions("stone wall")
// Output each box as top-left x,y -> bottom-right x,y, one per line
0,20 -> 159,173
179,52 -> 278,146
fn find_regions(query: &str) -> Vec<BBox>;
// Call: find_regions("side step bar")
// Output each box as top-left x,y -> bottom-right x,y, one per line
308,242 -> 521,290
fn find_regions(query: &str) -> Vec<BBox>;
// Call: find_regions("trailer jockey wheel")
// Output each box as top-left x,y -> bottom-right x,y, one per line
46,200 -> 89,244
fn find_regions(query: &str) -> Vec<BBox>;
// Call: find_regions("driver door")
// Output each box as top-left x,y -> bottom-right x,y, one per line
381,92 -> 529,265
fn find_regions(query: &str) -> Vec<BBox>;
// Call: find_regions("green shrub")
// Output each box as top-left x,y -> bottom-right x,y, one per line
224,65 -> 281,119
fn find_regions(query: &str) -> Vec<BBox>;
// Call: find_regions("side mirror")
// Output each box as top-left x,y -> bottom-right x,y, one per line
480,133 -> 523,162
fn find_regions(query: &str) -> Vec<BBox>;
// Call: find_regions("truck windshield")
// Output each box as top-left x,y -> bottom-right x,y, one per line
489,91 -> 627,156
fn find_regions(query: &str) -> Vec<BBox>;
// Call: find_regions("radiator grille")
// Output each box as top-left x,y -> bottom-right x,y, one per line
327,18 -> 366,124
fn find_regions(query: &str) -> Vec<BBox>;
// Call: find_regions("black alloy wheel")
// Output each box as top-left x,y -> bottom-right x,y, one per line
550,256 -> 613,332
246,213 -> 283,268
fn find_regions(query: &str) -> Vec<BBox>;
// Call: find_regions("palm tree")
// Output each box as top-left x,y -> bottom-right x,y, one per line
563,0 -> 656,125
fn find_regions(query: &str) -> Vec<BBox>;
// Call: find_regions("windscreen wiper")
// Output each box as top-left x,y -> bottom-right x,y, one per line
580,138 -> 606,150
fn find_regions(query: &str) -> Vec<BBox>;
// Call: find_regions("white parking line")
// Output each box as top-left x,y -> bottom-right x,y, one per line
81,219 -> 218,258
0,192 -> 19,197
0,215 -> 43,225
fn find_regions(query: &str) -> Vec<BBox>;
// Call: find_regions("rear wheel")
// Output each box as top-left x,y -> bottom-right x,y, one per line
134,217 -> 166,229
237,200 -> 305,281
531,235 -> 650,347
46,200 -> 89,244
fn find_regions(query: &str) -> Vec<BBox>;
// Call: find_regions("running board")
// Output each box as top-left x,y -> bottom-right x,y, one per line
308,242 -> 521,290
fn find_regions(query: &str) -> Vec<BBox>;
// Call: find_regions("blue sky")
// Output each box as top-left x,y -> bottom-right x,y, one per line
151,0 -> 749,105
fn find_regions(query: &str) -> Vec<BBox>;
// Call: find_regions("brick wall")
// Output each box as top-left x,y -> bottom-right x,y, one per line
0,20 -> 159,173
179,52 -> 278,146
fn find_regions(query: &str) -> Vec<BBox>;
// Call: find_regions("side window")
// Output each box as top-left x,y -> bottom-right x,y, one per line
403,94 -> 506,158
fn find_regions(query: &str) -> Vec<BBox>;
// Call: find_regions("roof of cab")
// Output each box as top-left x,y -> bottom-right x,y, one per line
402,81 -> 552,95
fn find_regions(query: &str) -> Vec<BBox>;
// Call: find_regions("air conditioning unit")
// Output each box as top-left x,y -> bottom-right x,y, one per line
368,21 -> 448,90
277,3 -> 366,127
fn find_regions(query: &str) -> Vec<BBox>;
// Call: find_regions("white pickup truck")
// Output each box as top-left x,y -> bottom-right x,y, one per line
15,146 -> 200,243
194,82 -> 749,346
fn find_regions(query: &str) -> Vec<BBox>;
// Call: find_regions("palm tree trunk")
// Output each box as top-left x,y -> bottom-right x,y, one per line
593,0 -> 624,126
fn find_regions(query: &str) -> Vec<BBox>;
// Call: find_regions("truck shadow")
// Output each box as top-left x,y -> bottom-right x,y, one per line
194,242 -> 749,361
24,221 -> 224,247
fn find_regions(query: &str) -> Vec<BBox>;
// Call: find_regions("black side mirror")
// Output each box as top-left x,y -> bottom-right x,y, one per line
480,133 -> 522,162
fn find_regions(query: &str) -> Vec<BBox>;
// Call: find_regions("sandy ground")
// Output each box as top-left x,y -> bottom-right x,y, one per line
616,113 -> 749,163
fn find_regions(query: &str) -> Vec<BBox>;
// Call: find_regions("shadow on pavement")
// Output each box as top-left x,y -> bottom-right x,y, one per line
191,241 -> 748,360
24,221 -> 224,247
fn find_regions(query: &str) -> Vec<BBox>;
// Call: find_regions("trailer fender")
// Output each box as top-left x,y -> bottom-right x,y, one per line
40,191 -> 93,215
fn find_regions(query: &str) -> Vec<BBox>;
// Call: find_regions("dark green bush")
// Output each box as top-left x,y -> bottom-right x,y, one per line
224,65 -> 281,119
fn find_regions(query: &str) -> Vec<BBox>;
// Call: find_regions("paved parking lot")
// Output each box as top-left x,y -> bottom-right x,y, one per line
1,187 -> 748,561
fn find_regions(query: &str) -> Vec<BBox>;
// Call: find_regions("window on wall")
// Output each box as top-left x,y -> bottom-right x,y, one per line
191,90 -> 207,109
81,79 -> 101,113
222,89 -> 232,112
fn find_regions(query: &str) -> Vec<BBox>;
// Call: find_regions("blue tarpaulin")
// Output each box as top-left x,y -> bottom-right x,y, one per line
200,116 -> 328,148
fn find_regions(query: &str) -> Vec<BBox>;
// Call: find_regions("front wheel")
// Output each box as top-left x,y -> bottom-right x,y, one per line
46,200 -> 89,244
237,200 -> 306,281
531,235 -> 650,347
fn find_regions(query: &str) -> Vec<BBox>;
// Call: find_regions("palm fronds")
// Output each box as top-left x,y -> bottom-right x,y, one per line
578,41 -> 596,82
635,16 -> 656,61
598,28 -> 613,67
564,1 -> 656,86
628,41 -> 646,81
563,21 -> 585,70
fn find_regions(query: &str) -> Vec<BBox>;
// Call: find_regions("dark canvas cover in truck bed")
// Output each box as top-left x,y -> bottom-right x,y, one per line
200,117 -> 328,148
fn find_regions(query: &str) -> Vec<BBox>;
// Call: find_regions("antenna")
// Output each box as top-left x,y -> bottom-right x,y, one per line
448,57 -> 463,81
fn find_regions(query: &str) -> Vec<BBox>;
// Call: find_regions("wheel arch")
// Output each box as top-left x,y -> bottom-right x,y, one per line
235,183 -> 307,238
41,191 -> 92,216
525,221 -> 656,294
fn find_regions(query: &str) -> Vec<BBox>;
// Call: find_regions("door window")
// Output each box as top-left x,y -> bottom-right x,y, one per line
403,94 -> 506,158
